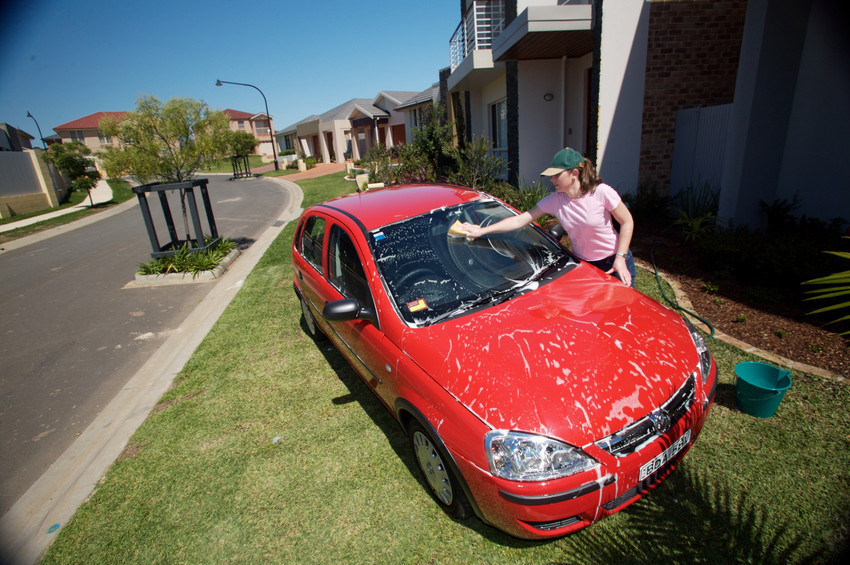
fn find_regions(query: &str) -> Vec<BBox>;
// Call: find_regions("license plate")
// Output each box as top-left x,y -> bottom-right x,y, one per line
639,429 -> 692,481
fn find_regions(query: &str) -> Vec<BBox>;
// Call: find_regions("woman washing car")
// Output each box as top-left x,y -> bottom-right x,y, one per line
459,147 -> 636,287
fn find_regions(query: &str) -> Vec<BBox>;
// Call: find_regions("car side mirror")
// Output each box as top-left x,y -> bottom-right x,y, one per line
549,223 -> 565,240
323,298 -> 378,325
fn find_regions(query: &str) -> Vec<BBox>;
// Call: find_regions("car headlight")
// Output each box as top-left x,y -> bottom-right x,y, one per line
684,318 -> 712,385
485,430 -> 598,481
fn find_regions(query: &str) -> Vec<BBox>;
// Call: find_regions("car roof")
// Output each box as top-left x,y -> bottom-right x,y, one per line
314,184 -> 485,231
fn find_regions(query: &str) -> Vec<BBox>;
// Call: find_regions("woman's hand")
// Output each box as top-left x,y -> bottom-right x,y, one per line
458,222 -> 485,239
607,255 -> 632,286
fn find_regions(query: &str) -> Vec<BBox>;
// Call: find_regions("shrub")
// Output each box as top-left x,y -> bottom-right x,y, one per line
137,237 -> 236,277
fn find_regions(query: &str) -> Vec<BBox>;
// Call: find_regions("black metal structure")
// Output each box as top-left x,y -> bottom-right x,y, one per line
133,179 -> 220,259
230,155 -> 253,179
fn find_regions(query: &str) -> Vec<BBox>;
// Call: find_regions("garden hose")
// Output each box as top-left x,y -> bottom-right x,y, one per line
650,243 -> 716,339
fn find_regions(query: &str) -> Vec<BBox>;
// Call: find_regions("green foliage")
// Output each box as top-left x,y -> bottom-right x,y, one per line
671,180 -> 719,242
802,237 -> 850,335
622,183 -> 671,224
226,130 -> 259,157
42,141 -> 101,202
137,237 -> 236,277
99,95 -> 231,183
446,136 -> 506,191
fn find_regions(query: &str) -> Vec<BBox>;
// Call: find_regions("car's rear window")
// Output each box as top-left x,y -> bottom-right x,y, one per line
371,199 -> 576,326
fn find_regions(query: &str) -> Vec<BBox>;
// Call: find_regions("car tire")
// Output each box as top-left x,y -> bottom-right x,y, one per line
408,420 -> 472,520
300,295 -> 326,341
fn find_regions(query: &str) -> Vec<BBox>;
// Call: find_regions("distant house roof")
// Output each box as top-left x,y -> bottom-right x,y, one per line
319,99 -> 390,122
54,111 -> 128,131
373,91 -> 419,108
223,109 -> 271,121
396,84 -> 440,111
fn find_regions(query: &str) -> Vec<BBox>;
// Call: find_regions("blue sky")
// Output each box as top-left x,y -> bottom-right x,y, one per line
0,0 -> 460,140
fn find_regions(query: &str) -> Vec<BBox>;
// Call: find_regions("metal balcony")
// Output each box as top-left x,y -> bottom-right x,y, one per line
449,0 -> 505,71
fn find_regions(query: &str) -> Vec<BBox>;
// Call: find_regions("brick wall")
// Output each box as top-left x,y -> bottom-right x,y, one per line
640,0 -> 748,192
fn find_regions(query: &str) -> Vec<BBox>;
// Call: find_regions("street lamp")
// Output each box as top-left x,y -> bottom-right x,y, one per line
216,79 -> 279,170
26,111 -> 46,150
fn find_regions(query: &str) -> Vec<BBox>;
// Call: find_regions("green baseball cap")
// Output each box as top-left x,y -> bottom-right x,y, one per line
540,147 -> 584,176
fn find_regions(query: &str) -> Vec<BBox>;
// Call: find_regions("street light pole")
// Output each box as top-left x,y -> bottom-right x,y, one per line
216,79 -> 279,170
26,111 -> 46,150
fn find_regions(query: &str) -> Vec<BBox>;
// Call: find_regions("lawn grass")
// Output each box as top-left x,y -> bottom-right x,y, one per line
42,173 -> 849,563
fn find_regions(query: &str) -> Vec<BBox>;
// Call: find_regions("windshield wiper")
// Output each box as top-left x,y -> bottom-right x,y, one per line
425,284 -> 528,326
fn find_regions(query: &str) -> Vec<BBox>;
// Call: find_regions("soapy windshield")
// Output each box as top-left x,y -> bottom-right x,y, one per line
370,199 -> 577,326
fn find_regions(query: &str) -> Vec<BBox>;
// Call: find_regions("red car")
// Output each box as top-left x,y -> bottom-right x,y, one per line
292,184 -> 716,539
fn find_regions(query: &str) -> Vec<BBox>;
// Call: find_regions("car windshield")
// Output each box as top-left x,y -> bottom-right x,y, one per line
370,199 -> 578,326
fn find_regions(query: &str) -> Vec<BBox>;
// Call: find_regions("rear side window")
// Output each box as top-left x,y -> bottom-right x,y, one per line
300,216 -> 326,273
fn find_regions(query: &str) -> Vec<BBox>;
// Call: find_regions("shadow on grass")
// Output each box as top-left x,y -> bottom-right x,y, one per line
560,466 -> 832,564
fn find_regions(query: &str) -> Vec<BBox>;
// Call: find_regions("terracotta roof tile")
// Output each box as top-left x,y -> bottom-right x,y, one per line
54,111 -> 128,131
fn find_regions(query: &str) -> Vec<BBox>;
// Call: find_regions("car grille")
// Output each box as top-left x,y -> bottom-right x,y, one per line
522,515 -> 583,531
593,374 -> 695,457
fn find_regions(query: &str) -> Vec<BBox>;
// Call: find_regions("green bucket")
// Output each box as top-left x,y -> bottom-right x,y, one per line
734,361 -> 792,418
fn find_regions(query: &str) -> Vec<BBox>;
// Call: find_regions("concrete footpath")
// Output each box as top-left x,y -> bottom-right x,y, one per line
0,180 -> 114,234
0,176 -> 305,565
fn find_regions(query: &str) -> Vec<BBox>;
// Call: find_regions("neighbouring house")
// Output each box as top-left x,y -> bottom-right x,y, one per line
0,123 -> 67,218
222,109 -> 278,158
53,111 -> 128,153
276,91 -> 419,164
442,0 -> 849,229
1,123 -> 35,151
394,83 -> 441,137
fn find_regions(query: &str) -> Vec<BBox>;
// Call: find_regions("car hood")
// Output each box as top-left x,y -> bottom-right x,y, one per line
399,267 -> 698,446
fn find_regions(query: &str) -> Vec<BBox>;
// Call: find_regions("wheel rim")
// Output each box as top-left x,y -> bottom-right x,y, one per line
412,430 -> 454,505
301,297 -> 317,335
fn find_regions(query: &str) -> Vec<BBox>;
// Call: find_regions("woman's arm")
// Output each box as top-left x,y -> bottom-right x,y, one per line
459,206 -> 544,239
608,202 -> 635,285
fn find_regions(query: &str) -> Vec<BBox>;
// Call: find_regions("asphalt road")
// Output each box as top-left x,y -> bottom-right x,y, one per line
0,175 -> 292,514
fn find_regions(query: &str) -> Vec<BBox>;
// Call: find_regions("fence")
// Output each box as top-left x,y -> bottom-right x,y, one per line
669,104 -> 731,194
0,149 -> 68,218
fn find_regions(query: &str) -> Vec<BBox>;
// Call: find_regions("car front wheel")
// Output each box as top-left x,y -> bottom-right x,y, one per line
408,420 -> 471,519
300,295 -> 326,341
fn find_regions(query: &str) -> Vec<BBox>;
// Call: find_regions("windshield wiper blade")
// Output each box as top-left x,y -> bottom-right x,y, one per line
425,285 -> 526,326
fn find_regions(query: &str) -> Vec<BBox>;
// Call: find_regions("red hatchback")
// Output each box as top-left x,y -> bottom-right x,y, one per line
292,184 -> 716,539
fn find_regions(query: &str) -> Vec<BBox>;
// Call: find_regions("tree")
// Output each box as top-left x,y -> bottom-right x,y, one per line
99,95 -> 231,183
227,130 -> 259,157
43,141 -> 101,206
99,96 -> 232,242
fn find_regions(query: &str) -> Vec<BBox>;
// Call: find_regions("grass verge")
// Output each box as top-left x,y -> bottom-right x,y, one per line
42,173 -> 849,563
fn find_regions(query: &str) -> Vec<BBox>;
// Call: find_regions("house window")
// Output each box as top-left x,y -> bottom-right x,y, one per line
70,130 -> 85,142
238,120 -> 245,130
255,120 -> 270,136
490,99 -> 507,151
98,133 -> 112,144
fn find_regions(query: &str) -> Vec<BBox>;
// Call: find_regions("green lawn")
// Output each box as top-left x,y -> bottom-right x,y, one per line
42,173 -> 849,564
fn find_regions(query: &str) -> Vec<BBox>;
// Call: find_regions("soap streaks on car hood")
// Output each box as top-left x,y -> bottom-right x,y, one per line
399,267 -> 697,446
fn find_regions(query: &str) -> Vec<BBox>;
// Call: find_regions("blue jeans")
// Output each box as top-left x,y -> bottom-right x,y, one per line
586,250 -> 636,288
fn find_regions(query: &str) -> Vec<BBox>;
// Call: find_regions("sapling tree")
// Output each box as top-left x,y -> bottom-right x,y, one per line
43,141 -> 101,206
99,95 -> 232,241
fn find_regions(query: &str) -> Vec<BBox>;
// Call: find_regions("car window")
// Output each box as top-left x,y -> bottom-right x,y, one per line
372,199 -> 577,326
300,215 -> 326,273
329,225 -> 375,313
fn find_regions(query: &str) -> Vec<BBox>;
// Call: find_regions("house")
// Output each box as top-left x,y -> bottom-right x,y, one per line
443,0 -> 849,229
394,83 -> 441,138
53,111 -> 128,153
275,90 -> 419,164
0,123 -> 35,151
222,109 -> 277,158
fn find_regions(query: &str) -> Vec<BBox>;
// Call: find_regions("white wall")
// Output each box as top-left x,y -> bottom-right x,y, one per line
596,0 -> 649,195
517,59 -> 563,186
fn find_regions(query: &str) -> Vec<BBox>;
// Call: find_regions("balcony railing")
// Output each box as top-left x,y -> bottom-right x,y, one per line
450,0 -> 505,71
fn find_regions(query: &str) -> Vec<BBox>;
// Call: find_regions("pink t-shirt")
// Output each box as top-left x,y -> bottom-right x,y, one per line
536,183 -> 622,261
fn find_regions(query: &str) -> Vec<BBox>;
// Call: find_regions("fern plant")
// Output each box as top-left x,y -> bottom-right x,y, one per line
802,237 -> 850,335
